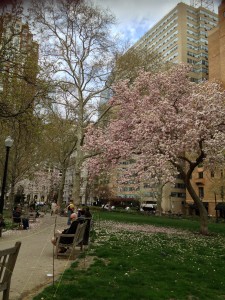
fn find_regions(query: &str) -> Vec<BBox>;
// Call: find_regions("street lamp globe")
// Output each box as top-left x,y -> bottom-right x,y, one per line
5,136 -> 13,148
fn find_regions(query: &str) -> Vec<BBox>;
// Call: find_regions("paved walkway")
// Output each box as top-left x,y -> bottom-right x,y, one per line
0,213 -> 79,300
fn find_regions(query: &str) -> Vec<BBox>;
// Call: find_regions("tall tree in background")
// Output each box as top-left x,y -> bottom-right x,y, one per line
40,101 -> 78,206
0,112 -> 43,209
85,64 -> 225,235
29,0 -> 118,205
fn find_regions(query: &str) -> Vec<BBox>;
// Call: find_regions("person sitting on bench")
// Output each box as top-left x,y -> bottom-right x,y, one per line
51,212 -> 79,253
13,206 -> 29,229
13,207 -> 22,224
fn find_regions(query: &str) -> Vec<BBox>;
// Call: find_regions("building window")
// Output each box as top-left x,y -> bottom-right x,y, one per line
174,183 -> 186,189
170,192 -> 185,198
198,172 -> 203,178
178,193 -> 186,198
198,187 -> 204,199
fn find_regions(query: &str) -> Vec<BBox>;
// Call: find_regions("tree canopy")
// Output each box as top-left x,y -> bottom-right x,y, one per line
85,64 -> 225,234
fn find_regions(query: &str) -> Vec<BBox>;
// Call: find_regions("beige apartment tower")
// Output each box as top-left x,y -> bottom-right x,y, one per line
133,2 -> 218,82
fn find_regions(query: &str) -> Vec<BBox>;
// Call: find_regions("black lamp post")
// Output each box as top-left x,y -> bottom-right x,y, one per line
0,136 -> 13,215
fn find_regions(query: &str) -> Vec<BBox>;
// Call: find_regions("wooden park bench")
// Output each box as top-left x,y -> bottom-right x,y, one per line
0,241 -> 21,300
55,221 -> 87,259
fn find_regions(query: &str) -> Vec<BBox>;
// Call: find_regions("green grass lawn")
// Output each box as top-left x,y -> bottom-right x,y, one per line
94,210 -> 225,236
33,210 -> 225,300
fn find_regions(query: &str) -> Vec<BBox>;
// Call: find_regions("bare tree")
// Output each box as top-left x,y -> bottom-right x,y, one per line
28,0 -> 118,205
40,99 -> 78,207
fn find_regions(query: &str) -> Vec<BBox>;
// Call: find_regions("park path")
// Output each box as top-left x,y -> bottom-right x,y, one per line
0,213 -> 78,300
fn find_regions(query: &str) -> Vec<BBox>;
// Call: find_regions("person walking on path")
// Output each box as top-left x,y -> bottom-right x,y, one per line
51,201 -> 58,216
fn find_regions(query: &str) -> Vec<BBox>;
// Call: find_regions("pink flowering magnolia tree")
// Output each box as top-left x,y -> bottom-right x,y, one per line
84,64 -> 225,235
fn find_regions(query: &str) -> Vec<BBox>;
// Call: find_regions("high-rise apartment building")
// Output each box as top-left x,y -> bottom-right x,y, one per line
0,14 -> 39,94
132,2 -> 218,83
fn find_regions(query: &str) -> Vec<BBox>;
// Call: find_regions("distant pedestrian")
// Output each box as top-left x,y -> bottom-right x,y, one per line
84,206 -> 92,218
51,201 -> 58,216
67,200 -> 75,225
77,207 -> 86,222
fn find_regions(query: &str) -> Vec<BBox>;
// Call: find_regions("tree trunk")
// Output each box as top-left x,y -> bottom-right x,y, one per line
57,166 -> 66,207
186,181 -> 208,235
156,184 -> 163,216
156,182 -> 169,216
72,111 -> 84,206
73,169 -> 82,206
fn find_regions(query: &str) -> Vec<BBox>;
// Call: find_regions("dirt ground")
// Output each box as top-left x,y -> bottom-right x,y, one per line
0,213 -> 83,300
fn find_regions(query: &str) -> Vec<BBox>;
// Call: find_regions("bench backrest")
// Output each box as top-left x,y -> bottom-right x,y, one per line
73,221 -> 87,246
0,242 -> 21,299
56,221 -> 87,248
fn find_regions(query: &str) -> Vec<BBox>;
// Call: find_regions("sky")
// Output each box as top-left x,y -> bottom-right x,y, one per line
93,0 -> 221,45
1,0 -> 220,45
